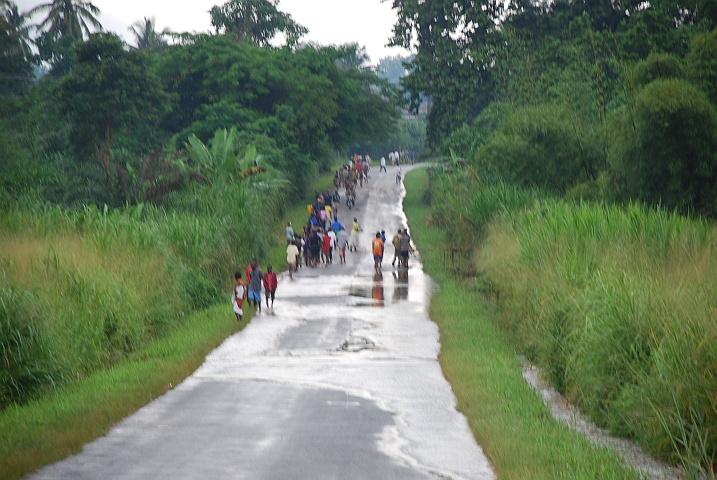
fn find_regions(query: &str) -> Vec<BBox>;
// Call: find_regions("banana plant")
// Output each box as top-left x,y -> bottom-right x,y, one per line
184,127 -> 272,183
186,127 -> 237,172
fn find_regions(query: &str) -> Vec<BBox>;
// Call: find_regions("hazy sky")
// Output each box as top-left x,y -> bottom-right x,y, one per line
16,0 -> 411,63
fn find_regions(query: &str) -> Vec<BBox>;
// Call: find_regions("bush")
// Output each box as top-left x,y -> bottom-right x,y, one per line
475,105 -> 599,193
608,79 -> 717,215
633,53 -> 684,87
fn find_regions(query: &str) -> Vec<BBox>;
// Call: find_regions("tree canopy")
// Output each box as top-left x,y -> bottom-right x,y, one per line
57,33 -> 169,179
129,16 -> 168,50
30,0 -> 101,41
0,5 -> 403,206
209,0 -> 307,47
390,0 -> 717,215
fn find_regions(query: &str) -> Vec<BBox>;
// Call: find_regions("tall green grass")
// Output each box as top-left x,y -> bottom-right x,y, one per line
0,168 -> 334,479
0,304 -> 244,480
0,177 -> 283,408
479,201 -> 717,476
403,168 -> 641,479
426,166 -> 717,477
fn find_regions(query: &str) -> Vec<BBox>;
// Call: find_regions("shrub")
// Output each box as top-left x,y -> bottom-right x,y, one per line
633,53 -> 684,87
608,79 -> 717,215
475,105 -> 598,193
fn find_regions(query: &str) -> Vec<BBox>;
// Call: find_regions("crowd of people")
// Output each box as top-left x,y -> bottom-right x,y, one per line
233,152 -> 415,321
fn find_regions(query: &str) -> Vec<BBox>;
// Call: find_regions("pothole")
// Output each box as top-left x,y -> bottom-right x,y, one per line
338,335 -> 376,352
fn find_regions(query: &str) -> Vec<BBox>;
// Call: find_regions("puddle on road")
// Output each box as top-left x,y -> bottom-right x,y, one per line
346,270 -> 411,307
276,317 -> 353,351
274,315 -> 379,354
281,295 -> 348,305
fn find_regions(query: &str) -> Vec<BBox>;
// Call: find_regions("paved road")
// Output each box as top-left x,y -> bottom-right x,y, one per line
29,164 -> 495,480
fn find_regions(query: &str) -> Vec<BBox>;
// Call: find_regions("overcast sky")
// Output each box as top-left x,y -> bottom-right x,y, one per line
16,0 -> 411,64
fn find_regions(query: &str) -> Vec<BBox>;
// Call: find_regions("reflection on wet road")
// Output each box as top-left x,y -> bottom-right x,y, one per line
29,166 -> 495,480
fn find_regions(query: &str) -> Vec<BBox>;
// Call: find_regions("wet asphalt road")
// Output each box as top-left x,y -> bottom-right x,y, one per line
28,164 -> 495,480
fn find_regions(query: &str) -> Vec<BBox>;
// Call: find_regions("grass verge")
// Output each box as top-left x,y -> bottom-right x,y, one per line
403,167 -> 641,479
0,305 -> 248,480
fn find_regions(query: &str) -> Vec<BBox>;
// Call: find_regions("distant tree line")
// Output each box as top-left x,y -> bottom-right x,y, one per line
388,0 -> 717,215
0,0 -> 402,207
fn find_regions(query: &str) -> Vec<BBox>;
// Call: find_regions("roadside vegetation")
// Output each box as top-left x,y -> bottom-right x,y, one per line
404,168 -> 643,479
393,0 -> 716,476
0,167 -> 337,480
406,166 -> 716,478
0,304 -> 245,480
0,0 -> 412,475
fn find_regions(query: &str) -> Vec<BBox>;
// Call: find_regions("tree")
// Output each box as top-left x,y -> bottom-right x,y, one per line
387,0 -> 503,147
128,16 -> 168,50
155,35 -> 399,159
57,33 -> 170,181
687,27 -> 717,106
377,54 -> 412,85
2,2 -> 34,62
209,0 -> 307,47
609,79 -> 717,215
475,105 -> 595,193
30,0 -> 102,41
0,1 -> 34,94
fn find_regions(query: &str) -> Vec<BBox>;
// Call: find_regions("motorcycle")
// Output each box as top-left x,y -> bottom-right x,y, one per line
346,194 -> 355,210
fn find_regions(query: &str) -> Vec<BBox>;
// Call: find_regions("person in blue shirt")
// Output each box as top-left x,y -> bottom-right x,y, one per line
380,230 -> 387,266
331,219 -> 343,235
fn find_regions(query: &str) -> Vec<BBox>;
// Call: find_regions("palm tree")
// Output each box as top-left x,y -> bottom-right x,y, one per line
2,2 -> 34,61
30,0 -> 102,41
128,16 -> 167,50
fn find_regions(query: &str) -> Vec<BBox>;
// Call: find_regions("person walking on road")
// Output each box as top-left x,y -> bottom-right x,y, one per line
233,272 -> 246,322
321,230 -> 332,265
380,156 -> 386,172
391,229 -> 401,267
246,258 -> 257,288
309,230 -> 321,267
263,265 -> 278,309
372,232 -> 384,273
336,226 -> 349,263
350,218 -> 360,252
332,190 -> 340,219
380,230 -> 386,266
399,229 -> 412,269
286,240 -> 299,279
248,264 -> 263,312
285,222 -> 294,242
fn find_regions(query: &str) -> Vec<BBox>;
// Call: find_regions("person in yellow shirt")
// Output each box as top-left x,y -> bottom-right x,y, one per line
324,204 -> 332,229
350,218 -> 360,252
372,232 -> 384,273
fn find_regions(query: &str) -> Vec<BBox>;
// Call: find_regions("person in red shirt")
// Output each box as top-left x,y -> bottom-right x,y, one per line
321,230 -> 332,265
372,232 -> 384,274
262,265 -> 278,309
